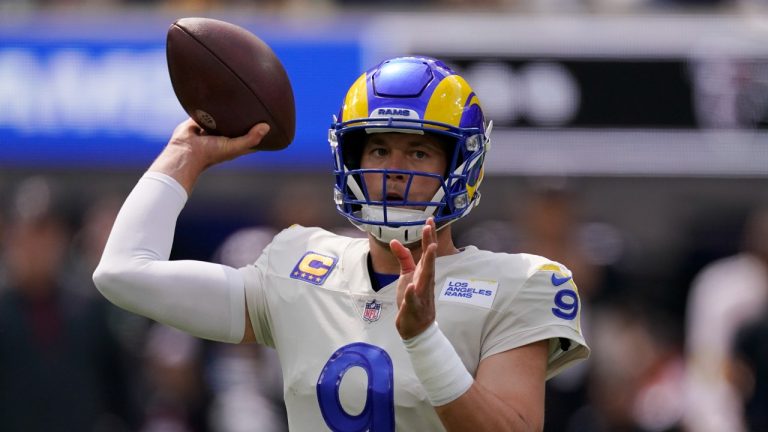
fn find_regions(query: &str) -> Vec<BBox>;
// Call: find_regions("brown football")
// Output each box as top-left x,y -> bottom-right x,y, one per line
166,17 -> 295,150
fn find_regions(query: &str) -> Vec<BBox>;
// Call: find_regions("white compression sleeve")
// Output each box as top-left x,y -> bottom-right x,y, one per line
93,171 -> 246,343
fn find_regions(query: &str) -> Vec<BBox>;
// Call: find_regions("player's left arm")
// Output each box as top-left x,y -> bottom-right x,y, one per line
391,218 -> 547,431
434,342 -> 547,431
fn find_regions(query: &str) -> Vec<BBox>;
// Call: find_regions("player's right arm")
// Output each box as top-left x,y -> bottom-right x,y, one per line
92,119 -> 268,343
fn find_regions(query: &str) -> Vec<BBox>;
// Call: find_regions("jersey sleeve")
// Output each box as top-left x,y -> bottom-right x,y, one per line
238,234 -> 279,348
482,260 -> 590,380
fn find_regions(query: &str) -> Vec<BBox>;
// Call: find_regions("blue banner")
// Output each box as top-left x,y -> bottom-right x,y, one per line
0,16 -> 362,170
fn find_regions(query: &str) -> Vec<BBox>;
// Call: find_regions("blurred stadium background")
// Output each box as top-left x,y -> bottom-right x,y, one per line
0,0 -> 767,431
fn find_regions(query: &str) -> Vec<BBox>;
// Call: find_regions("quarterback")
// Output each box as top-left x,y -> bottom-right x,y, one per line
95,57 -> 589,431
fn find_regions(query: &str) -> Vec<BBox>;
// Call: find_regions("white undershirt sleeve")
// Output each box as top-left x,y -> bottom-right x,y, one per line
93,171 -> 246,343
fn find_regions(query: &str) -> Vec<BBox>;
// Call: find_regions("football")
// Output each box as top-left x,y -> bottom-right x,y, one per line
166,17 -> 295,150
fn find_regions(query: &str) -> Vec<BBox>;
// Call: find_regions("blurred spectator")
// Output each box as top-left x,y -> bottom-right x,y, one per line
73,193 -> 152,422
459,183 -> 622,300
141,324 -> 210,432
334,0 -> 434,6
567,305 -> 684,432
513,185 -> 631,431
206,341 -> 286,432
512,186 -> 599,432
207,227 -> 287,432
462,182 -> 685,432
139,227 -> 288,432
136,228 -> 283,432
683,207 -> 768,432
0,177 -> 138,431
732,303 -> 768,432
517,192 -> 688,432
68,195 -> 125,297
269,178 -> 334,230
516,186 -> 606,299
457,182 -> 626,431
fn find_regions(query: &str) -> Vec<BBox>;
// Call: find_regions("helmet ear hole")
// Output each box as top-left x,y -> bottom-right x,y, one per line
340,129 -> 367,170
424,132 -> 460,176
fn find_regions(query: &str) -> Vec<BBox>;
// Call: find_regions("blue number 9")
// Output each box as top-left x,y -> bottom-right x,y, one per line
317,342 -> 395,432
552,289 -> 579,320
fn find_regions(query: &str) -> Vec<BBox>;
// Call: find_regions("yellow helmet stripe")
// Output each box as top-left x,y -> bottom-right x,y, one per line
341,73 -> 368,122
424,75 -> 474,128
466,166 -> 484,200
466,94 -> 480,110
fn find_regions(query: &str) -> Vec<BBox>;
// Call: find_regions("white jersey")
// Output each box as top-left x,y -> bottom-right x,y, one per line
240,225 -> 589,432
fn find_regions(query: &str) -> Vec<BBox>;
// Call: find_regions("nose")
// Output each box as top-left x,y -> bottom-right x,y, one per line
385,171 -> 405,181
384,151 -> 406,180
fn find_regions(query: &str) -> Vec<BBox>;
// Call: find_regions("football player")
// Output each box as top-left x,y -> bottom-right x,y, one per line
94,56 -> 589,431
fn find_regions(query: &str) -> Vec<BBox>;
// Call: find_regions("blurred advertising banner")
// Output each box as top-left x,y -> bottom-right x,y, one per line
1,12 -> 766,176
0,13 -> 362,170
365,14 -> 768,176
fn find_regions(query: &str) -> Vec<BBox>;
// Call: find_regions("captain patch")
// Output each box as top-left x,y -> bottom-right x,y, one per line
438,278 -> 498,308
290,252 -> 337,285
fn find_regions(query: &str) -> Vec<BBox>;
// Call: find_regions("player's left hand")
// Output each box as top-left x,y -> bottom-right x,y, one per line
390,218 -> 438,340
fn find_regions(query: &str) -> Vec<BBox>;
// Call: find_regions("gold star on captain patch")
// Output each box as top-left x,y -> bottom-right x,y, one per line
301,273 -> 306,278
293,271 -> 299,276
307,275 -> 314,281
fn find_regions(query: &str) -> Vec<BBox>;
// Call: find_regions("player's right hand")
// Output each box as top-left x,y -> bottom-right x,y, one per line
168,118 -> 271,168
148,119 -> 270,194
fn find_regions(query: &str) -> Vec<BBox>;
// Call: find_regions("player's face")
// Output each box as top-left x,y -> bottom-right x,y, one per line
359,132 -> 448,209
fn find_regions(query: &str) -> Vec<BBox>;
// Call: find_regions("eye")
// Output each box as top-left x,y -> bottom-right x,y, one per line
413,150 -> 428,159
369,147 -> 388,157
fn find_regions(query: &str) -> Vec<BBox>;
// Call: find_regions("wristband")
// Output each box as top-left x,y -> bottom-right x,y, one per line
402,322 -> 474,406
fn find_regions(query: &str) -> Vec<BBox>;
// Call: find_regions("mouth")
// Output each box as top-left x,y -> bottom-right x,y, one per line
382,192 -> 425,210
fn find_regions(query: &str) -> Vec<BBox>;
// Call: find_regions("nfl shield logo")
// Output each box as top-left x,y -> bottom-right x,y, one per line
363,299 -> 382,322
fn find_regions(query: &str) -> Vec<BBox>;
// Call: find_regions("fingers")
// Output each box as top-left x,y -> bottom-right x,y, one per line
390,239 -> 416,275
248,122 -> 271,142
392,240 -> 414,309
394,219 -> 437,294
173,119 -> 270,153
421,217 -> 438,252
229,123 -> 271,154
417,218 -> 437,285
415,242 -> 437,296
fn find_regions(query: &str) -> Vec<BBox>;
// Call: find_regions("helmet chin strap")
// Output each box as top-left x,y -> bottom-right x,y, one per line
357,205 -> 427,245
351,206 -> 454,245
